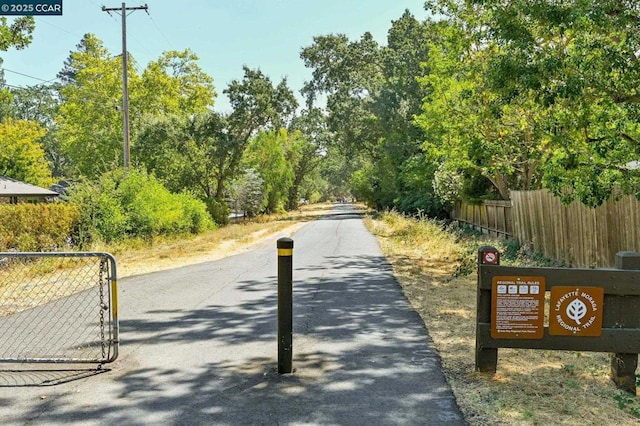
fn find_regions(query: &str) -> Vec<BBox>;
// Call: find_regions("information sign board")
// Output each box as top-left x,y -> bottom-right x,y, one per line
491,276 -> 545,339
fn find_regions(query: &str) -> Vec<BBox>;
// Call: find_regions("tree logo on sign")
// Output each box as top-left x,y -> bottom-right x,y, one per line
566,299 -> 587,325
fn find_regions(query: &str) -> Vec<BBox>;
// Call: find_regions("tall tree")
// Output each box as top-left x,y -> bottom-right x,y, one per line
301,12 -> 445,215
57,33 -> 95,85
10,83 -> 68,176
287,108 -> 327,210
0,118 -> 52,187
56,34 -> 126,177
416,22 -> 547,202
422,0 -> 640,206
0,16 -> 36,121
301,32 -> 384,157
57,34 -> 216,178
137,49 -> 215,116
216,66 -> 297,200
244,129 -> 293,214
136,67 -> 297,223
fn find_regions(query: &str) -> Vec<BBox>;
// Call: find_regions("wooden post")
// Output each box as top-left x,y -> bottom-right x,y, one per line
611,251 -> 640,395
475,246 -> 500,372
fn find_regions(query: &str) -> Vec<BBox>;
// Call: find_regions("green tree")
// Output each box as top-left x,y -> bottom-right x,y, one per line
287,108 -> 328,209
56,34 -> 126,177
0,16 -> 34,51
301,12 -> 445,215
57,33 -> 94,84
423,0 -> 640,206
135,112 -> 229,219
0,118 -> 52,187
10,83 -> 68,177
245,129 -> 293,213
416,33 -> 547,201
57,34 -> 216,179
137,49 -> 215,116
0,16 -> 35,122
301,32 -> 384,157
136,67 -> 297,223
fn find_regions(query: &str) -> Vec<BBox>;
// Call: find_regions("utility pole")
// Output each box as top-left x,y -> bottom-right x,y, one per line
102,3 -> 148,171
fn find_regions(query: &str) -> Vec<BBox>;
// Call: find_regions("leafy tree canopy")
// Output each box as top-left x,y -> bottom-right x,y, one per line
56,34 -> 217,178
419,0 -> 640,206
0,118 -> 52,187
0,16 -> 34,51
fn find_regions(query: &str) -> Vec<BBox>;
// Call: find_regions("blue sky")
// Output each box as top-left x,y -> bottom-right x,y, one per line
1,0 -> 429,111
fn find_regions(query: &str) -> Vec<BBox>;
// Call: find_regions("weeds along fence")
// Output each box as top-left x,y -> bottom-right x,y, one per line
452,190 -> 640,268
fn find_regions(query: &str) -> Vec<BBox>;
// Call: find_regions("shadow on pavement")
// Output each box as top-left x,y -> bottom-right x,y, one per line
0,367 -> 109,387
1,210 -> 465,425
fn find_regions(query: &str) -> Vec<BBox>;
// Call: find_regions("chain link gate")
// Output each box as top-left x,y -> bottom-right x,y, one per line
0,252 -> 119,364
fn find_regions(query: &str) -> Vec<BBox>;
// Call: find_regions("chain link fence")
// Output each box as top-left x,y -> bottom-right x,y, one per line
0,252 -> 118,364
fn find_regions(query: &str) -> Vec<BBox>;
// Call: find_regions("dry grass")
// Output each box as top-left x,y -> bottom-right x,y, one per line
364,211 -> 640,425
0,203 -> 338,316
3,204 -> 638,423
89,203 -> 341,278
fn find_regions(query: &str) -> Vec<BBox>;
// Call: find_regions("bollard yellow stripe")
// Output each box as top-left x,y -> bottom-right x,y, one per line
278,248 -> 293,256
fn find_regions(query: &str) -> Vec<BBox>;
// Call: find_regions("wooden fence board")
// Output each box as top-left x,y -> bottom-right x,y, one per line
452,190 -> 640,268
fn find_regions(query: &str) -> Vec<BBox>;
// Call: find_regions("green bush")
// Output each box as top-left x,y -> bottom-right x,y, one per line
68,168 -> 214,245
207,198 -> 230,226
68,175 -> 128,245
179,194 -> 212,234
0,203 -> 81,251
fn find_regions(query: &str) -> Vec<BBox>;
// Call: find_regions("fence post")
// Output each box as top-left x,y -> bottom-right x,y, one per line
476,246 -> 500,372
277,238 -> 294,374
611,251 -> 640,394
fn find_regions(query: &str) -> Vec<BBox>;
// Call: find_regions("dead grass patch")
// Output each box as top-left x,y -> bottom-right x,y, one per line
365,211 -> 640,425
90,203 -> 344,278
0,203 -> 344,316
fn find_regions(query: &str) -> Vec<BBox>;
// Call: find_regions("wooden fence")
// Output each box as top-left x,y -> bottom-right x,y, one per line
452,200 -> 513,238
452,190 -> 640,268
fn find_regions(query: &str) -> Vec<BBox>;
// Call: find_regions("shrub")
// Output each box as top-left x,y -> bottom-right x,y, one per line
207,198 -> 230,226
0,203 -> 81,251
68,176 -> 128,245
68,168 -> 214,245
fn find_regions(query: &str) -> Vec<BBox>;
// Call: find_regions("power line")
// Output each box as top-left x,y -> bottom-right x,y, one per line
34,16 -> 78,37
3,68 -> 57,83
145,8 -> 174,50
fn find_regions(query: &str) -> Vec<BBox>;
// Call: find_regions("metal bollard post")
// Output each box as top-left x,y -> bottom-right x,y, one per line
277,238 -> 294,374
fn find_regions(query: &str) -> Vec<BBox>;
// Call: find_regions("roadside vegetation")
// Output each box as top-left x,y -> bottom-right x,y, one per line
2,4 -> 640,423
99,204 -> 334,278
365,211 -> 640,425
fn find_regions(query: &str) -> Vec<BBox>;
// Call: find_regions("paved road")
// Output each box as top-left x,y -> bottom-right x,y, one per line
0,205 -> 465,425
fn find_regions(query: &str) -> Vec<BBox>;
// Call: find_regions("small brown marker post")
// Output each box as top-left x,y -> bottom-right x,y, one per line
476,246 -> 500,373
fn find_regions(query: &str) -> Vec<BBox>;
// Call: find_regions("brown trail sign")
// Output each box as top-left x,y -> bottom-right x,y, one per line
475,247 -> 640,395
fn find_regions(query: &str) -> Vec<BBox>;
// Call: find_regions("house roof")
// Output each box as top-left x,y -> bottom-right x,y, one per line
0,176 -> 59,198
